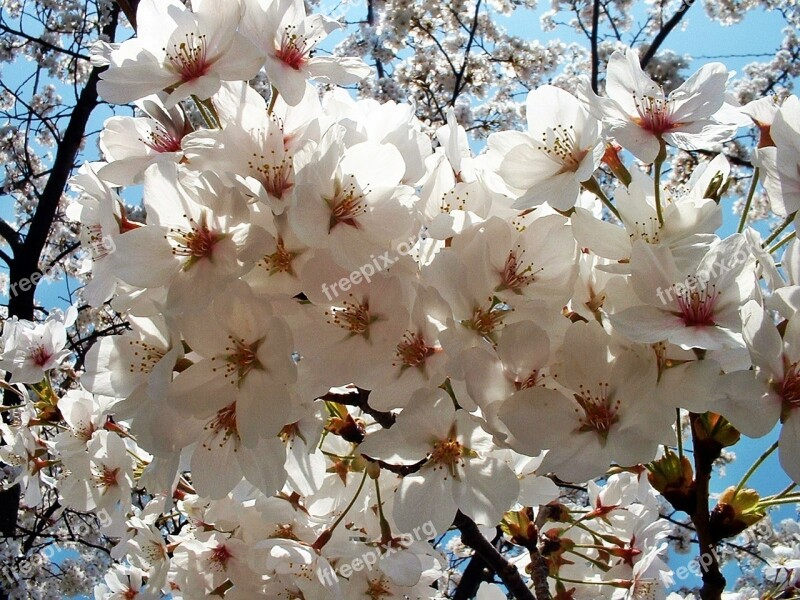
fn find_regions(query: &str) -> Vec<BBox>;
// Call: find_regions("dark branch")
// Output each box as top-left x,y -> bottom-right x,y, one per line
689,413 -> 726,600
454,511 -> 535,600
318,386 -> 396,429
8,4 -> 120,322
640,0 -> 696,68
453,527 -> 501,599
452,0 -> 482,105
590,0 -> 601,93
0,23 -> 91,61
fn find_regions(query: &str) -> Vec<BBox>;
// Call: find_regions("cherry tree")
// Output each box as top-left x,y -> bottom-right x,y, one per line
1,0 -> 800,599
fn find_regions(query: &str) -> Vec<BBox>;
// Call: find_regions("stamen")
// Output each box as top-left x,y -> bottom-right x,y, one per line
537,124 -> 589,173
497,246 -> 541,293
573,382 -> 620,439
675,283 -> 718,326
325,296 -> 375,338
393,331 -> 437,369
164,33 -> 210,82
275,24 -> 312,70
632,94 -> 679,136
325,175 -> 368,231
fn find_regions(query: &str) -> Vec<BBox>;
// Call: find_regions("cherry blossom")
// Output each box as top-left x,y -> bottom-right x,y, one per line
97,0 -> 263,108
594,48 -> 738,163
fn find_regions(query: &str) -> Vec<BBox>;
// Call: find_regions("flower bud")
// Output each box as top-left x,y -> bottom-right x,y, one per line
710,487 -> 766,541
647,450 -> 695,512
692,412 -> 740,448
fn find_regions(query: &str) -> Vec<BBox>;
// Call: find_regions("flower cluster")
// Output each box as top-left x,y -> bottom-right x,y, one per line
1,0 -> 799,598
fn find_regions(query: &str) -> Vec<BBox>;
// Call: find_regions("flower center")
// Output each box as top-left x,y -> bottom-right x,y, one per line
537,124 -> 588,173
498,248 -> 539,293
248,152 -> 294,200
462,300 -> 510,340
142,124 -> 183,153
270,523 -> 300,541
165,32 -> 210,82
675,284 -> 719,326
781,360 -> 800,409
261,237 -> 296,276
169,213 -> 224,270
126,339 -> 166,375
326,175 -> 367,231
209,543 -> 233,571
94,465 -> 120,492
628,217 -> 662,244
144,540 -> 167,564
217,337 -> 263,385
205,403 -> 238,445
430,438 -> 465,471
275,24 -> 311,70
515,369 -> 541,390
325,297 -> 375,338
29,344 -> 53,368
574,382 -> 620,440
633,94 -> 676,136
393,331 -> 437,369
366,575 -> 394,599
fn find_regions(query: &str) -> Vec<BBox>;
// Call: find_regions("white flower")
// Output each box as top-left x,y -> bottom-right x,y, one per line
288,127 -> 415,270
499,321 -> 674,482
359,388 -> 519,534
98,97 -> 191,185
168,281 -> 297,444
609,236 -> 756,350
757,95 -> 800,216
0,307 -> 76,383
109,163 -> 267,314
717,300 -> 800,483
97,0 -> 263,108
241,0 -> 370,106
593,48 -> 737,163
572,167 -> 722,273
93,565 -> 160,600
488,85 -> 603,210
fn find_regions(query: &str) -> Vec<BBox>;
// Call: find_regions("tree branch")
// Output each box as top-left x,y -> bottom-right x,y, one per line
590,0 -> 601,93
452,0 -> 482,105
366,0 -> 385,80
7,4 -> 120,322
318,386 -> 396,429
454,511 -> 535,600
689,413 -> 726,600
453,527 -> 501,599
640,0 -> 696,68
0,23 -> 91,61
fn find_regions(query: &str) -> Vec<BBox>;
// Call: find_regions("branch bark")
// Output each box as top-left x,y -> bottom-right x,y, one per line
640,0 -> 696,68
452,0 -> 482,105
454,511 -> 535,600
590,0 -> 601,93
318,386 -> 396,429
453,527 -> 500,599
688,413 -> 726,600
